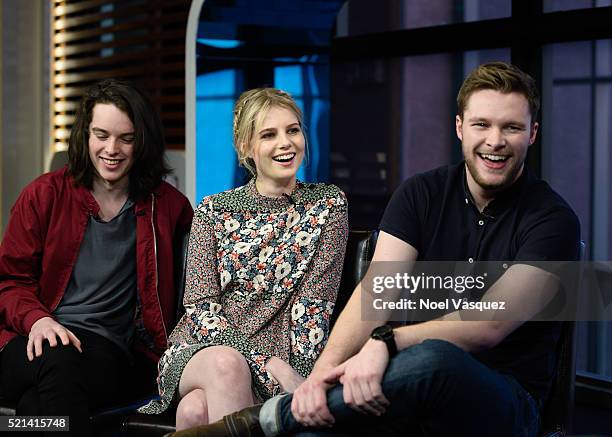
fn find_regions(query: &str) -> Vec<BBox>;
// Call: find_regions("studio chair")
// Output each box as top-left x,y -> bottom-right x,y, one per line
122,229 -> 379,436
538,241 -> 584,437
330,230 -> 378,329
539,321 -> 577,437
0,231 -> 191,436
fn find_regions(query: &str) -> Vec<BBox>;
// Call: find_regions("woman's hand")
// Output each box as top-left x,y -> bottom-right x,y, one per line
265,356 -> 305,393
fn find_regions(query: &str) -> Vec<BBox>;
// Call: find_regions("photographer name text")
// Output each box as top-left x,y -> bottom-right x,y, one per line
373,298 -> 506,311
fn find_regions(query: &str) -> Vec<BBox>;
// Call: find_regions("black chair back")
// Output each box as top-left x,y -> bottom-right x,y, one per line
540,322 -> 576,436
539,241 -> 584,436
330,230 -> 378,329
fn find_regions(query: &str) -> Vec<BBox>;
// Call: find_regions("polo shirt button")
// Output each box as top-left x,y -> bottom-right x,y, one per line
468,257 -> 474,263
478,220 -> 484,226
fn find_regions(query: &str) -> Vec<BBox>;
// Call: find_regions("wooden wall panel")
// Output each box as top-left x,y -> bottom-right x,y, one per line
52,0 -> 191,152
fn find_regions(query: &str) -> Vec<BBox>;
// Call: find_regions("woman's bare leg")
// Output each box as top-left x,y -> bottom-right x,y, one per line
175,346 -> 255,430
175,388 -> 208,431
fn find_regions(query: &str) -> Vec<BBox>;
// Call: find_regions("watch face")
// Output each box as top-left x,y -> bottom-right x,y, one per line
372,325 -> 392,339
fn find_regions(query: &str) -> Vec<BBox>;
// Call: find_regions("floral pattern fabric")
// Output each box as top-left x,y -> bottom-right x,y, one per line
139,180 -> 348,414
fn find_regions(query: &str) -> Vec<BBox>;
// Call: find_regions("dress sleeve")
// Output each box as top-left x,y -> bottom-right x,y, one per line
289,191 -> 349,377
0,184 -> 53,335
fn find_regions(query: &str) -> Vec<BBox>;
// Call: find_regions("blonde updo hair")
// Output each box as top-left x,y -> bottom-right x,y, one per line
233,88 -> 304,176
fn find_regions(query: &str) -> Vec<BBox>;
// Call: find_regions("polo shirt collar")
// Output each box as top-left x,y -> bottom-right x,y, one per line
462,162 -> 531,219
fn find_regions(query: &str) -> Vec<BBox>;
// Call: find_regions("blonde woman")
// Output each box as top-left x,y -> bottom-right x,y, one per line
139,88 -> 348,431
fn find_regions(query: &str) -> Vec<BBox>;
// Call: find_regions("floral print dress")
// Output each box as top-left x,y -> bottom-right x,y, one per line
139,180 -> 348,414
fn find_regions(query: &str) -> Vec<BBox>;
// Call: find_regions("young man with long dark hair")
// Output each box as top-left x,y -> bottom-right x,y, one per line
0,79 -> 193,436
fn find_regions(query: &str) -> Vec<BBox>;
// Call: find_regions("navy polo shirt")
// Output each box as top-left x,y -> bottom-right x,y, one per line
380,162 -> 580,402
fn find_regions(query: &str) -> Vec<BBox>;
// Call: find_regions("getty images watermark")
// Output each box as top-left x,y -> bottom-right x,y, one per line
360,261 -> 612,322
371,271 -> 494,311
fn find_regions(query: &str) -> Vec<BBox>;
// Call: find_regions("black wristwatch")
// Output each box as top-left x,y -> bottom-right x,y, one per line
371,324 -> 398,358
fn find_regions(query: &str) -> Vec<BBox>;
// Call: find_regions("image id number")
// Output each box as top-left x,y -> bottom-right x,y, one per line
1,416 -> 69,431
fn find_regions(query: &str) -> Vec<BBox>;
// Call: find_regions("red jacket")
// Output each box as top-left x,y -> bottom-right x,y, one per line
0,167 -> 193,361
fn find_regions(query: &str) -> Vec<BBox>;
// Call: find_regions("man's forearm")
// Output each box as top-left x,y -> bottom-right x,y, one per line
314,231 -> 421,370
394,319 -> 521,353
314,284 -> 380,371
392,264 -> 557,353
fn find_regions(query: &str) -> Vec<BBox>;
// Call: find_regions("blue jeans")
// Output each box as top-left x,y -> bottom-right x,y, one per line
260,340 -> 540,437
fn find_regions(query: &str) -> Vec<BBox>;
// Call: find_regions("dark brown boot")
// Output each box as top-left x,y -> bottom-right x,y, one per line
168,404 -> 264,437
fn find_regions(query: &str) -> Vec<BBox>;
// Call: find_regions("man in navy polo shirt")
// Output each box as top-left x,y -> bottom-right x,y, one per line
170,63 -> 580,437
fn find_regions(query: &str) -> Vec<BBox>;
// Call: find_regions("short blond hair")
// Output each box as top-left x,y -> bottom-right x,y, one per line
233,88 -> 303,175
457,62 -> 540,123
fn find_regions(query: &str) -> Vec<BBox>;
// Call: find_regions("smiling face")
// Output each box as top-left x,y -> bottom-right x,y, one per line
88,103 -> 135,192
456,89 -> 538,203
249,105 -> 305,195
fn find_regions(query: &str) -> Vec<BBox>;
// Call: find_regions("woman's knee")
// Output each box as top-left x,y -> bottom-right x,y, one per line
176,389 -> 208,428
207,347 -> 251,384
180,346 -> 251,395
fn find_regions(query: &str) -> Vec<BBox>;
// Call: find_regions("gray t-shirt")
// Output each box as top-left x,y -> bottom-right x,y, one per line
54,199 -> 137,358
